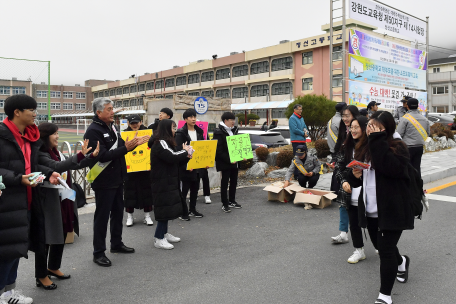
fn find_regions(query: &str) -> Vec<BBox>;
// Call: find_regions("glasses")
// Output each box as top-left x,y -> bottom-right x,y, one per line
24,109 -> 38,114
342,114 -> 352,118
349,126 -> 360,132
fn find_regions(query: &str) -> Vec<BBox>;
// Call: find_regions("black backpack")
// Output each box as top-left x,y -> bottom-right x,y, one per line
71,183 -> 86,208
406,163 -> 424,219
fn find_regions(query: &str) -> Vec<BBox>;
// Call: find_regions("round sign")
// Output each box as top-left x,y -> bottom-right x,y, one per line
194,97 -> 208,115
351,34 -> 359,51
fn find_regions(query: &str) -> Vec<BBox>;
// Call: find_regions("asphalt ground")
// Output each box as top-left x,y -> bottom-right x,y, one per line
14,183 -> 456,304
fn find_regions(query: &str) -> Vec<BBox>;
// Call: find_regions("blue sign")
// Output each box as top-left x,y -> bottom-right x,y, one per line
194,97 -> 208,115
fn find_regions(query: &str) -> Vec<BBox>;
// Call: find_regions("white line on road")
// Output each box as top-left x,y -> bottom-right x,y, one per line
427,194 -> 456,203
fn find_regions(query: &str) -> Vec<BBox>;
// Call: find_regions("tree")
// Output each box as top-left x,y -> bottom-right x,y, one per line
285,94 -> 336,141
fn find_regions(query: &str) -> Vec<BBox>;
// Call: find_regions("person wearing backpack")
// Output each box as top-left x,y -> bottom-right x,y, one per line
346,111 -> 416,304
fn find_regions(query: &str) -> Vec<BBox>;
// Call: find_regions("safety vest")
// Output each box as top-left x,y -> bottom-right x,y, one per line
328,118 -> 338,143
404,114 -> 428,141
293,159 -> 308,175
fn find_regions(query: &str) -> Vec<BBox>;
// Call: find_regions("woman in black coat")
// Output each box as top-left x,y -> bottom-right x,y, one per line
148,119 -> 191,250
347,111 -> 416,304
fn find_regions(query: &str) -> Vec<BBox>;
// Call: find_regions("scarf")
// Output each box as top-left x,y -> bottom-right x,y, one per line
220,121 -> 234,136
294,112 -> 302,119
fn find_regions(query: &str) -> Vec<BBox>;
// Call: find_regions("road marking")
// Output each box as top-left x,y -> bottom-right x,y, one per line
427,194 -> 456,203
426,181 -> 456,194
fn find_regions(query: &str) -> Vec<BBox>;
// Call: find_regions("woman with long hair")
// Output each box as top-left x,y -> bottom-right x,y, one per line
148,119 -> 191,250
331,105 -> 360,244
347,111 -> 416,304
34,122 -> 99,290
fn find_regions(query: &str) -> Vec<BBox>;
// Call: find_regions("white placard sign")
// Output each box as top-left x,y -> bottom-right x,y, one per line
349,0 -> 426,43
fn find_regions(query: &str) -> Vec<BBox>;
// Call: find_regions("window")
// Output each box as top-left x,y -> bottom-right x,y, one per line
115,100 -> 122,107
201,71 -> 214,82
146,82 -> 154,91
36,90 -> 47,98
216,89 -> 230,98
302,78 -> 313,90
130,99 -> 137,106
37,102 -> 47,109
165,95 -> 174,99
201,90 -> 214,98
271,82 -> 292,95
433,106 -> 448,113
433,67 -> 440,73
63,103 -> 73,110
232,87 -> 248,98
332,74 -> 343,87
139,83 -> 145,92
0,100 -> 4,108
251,109 -> 267,118
50,91 -> 61,98
188,74 -> 200,84
302,51 -> 313,64
333,45 -> 343,61
138,97 -> 143,105
130,86 -> 137,93
76,92 -> 86,99
165,78 -> 175,88
0,86 -> 11,95
272,108 -> 286,119
155,95 -> 163,99
104,91 -> 109,97
155,80 -> 164,89
250,84 -> 269,97
51,102 -> 61,110
271,57 -> 292,71
188,91 -> 200,96
433,86 -> 449,94
75,103 -> 86,110
63,92 -> 73,99
94,92 -> 98,98
0,113 -> 5,121
123,87 -> 129,94
12,87 -> 26,95
123,100 -> 130,107
176,76 -> 186,86
251,61 -> 269,75
232,65 -> 248,77
108,89 -> 114,96
216,68 -> 230,80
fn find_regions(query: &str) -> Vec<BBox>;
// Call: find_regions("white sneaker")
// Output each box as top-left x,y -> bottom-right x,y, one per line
165,233 -> 181,243
331,234 -> 349,244
205,196 -> 212,204
2,289 -> 33,304
126,213 -> 134,227
154,238 -> 174,250
348,248 -> 366,264
143,213 -> 154,226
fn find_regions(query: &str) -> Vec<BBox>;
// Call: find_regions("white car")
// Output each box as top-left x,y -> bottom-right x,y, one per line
266,126 -> 291,144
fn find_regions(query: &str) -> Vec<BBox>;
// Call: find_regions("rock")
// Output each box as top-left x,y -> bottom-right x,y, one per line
252,153 -> 258,163
448,139 -> 456,148
267,168 -> 288,178
245,162 -> 269,178
207,166 -> 221,188
439,136 -> 448,149
308,148 -> 317,157
425,137 -> 435,152
266,152 -> 279,166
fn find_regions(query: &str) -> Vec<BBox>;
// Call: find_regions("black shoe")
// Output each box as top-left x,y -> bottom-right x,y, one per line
179,215 -> 191,221
110,245 -> 135,254
222,204 -> 231,213
229,202 -> 242,209
189,210 -> 204,218
48,270 -> 71,280
396,255 -> 410,283
36,278 -> 58,290
93,255 -> 112,267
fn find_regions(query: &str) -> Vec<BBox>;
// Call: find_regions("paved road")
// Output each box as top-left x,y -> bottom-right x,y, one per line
16,184 -> 456,304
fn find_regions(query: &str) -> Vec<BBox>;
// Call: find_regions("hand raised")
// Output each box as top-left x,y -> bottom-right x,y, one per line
81,139 -> 93,155
93,141 -> 100,157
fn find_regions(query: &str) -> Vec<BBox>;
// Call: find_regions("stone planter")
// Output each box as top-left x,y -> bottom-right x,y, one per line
249,121 -> 256,127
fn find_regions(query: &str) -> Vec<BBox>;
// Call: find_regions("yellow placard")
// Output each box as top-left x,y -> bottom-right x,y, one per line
121,129 -> 153,173
186,140 -> 218,170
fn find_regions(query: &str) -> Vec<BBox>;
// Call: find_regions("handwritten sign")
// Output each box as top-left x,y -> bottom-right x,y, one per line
177,121 -> 209,140
186,140 -> 217,170
121,129 -> 152,173
226,134 -> 254,163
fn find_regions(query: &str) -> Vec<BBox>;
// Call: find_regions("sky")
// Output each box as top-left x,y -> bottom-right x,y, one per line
1,0 -> 455,86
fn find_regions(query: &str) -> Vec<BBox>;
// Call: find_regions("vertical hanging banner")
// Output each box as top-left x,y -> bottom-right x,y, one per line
349,29 -> 427,70
226,134 -> 254,163
349,0 -> 426,43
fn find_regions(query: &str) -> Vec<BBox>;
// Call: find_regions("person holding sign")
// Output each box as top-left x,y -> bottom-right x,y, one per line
283,145 -> 320,189
148,119 -> 191,250
213,112 -> 242,212
123,114 -> 153,227
397,98 -> 430,176
175,109 -> 207,219
84,98 -> 148,267
35,123 -> 99,290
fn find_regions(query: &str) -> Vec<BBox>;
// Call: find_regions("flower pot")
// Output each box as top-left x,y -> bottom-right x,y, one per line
249,121 -> 256,127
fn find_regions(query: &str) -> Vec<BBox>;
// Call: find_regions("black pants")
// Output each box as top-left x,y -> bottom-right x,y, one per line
408,146 -> 423,176
377,229 -> 403,296
292,142 -> 307,154
154,220 -> 168,239
200,172 -> 210,196
182,176 -> 200,213
221,168 -> 238,203
297,173 -> 319,188
347,207 -> 378,249
93,185 -> 124,257
35,232 -> 68,278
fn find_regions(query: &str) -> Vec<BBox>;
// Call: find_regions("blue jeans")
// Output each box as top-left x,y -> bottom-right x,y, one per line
154,221 -> 168,239
0,258 -> 19,293
339,206 -> 349,233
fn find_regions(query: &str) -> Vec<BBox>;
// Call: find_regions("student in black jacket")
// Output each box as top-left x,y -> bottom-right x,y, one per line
213,112 -> 242,212
175,109 -> 206,219
147,107 -> 173,131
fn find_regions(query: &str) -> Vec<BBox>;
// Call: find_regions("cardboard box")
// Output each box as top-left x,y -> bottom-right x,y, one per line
263,181 -> 305,203
65,231 -> 75,244
294,189 -> 338,209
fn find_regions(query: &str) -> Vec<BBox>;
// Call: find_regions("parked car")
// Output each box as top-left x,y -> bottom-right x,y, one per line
427,114 -> 454,127
266,126 -> 290,144
237,130 -> 288,150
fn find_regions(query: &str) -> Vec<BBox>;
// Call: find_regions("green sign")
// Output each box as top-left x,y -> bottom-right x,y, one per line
226,134 -> 254,163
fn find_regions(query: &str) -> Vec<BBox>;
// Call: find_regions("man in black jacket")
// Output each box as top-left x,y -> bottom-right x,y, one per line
175,109 -> 206,219
148,107 -> 173,131
213,112 -> 242,213
84,98 -> 147,267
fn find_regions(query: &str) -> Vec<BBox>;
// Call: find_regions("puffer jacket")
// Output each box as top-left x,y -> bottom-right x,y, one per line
285,155 -> 320,180
289,113 -> 308,142
396,109 -> 431,147
213,123 -> 239,172
175,123 -> 206,182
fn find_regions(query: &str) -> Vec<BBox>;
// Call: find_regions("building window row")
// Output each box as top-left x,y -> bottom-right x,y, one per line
302,78 -> 313,91
76,92 -> 86,99
201,90 -> 214,98
333,45 -> 343,61
233,65 -> 248,77
0,86 -> 11,95
165,78 -> 175,88
251,61 -> 269,75
188,74 -> 200,84
251,84 -> 269,97
271,57 -> 293,71
155,80 -> 164,89
76,103 -> 86,110
216,89 -> 230,98
433,86 -> 449,95
302,51 -> 313,65
176,76 -> 186,86
37,102 -> 47,109
216,68 -> 230,80
63,103 -> 73,110
51,102 -> 61,110
0,86 -> 25,95
271,82 -> 292,95
201,71 -> 214,82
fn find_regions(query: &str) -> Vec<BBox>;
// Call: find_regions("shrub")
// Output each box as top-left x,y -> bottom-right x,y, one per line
276,150 -> 294,168
443,129 -> 454,140
236,113 -> 260,124
314,139 -> 331,159
430,123 -> 446,137
255,147 -> 269,162
238,158 -> 254,170
437,131 -> 446,138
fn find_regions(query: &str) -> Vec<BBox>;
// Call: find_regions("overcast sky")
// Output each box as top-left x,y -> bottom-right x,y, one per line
1,0 -> 455,86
